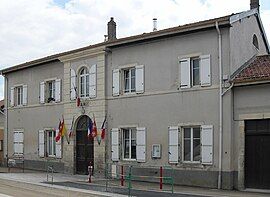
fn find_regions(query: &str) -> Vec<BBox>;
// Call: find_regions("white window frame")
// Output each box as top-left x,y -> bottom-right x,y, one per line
123,67 -> 136,94
122,128 -> 137,161
16,86 -> 23,106
182,126 -> 201,163
179,54 -> 211,89
191,57 -> 200,87
79,67 -> 90,98
46,80 -> 56,103
46,130 -> 56,157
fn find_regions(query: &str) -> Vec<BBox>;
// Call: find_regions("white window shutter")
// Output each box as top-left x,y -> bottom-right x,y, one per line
70,69 -> 77,100
179,58 -> 191,89
38,130 -> 45,157
168,126 -> 179,163
55,129 -> 62,158
112,69 -> 120,96
111,128 -> 119,161
200,55 -> 211,87
10,87 -> 14,107
14,130 -> 24,155
22,85 -> 27,106
135,65 -> 144,93
55,79 -> 61,102
201,125 -> 213,164
40,82 -> 45,104
89,64 -> 97,98
136,127 -> 146,162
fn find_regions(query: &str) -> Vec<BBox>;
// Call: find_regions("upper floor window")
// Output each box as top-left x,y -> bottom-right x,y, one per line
40,79 -> 61,104
112,65 -> 144,96
79,67 -> 89,98
16,86 -> 23,106
179,55 -> 211,89
70,65 -> 97,100
46,80 -> 55,103
10,85 -> 27,107
124,68 -> 136,93
191,58 -> 200,86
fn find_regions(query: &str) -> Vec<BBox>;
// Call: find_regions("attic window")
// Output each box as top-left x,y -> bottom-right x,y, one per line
253,34 -> 259,50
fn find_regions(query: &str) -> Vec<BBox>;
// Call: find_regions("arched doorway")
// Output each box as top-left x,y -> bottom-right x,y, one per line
76,115 -> 94,174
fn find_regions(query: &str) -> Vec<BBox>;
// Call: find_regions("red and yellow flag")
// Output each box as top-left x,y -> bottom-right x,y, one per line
92,114 -> 97,138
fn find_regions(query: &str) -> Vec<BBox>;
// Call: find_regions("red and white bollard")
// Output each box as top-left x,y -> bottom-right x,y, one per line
88,163 -> 93,183
160,166 -> 163,190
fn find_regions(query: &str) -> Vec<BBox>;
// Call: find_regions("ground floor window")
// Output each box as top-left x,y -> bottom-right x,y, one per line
183,127 -> 201,162
122,128 -> 136,160
13,130 -> 24,155
47,130 -> 56,157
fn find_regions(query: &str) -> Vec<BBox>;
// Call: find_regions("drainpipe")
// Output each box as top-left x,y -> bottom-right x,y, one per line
4,76 -> 8,166
216,21 -> 223,190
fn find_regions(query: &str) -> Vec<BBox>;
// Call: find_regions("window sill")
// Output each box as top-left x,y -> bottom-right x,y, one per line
182,161 -> 201,164
179,85 -> 212,92
47,155 -> 56,158
121,92 -> 138,97
122,159 -> 137,162
12,105 -> 24,108
41,102 -> 61,106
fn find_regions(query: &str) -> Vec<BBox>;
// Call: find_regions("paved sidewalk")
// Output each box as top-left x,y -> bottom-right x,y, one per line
0,167 -> 269,197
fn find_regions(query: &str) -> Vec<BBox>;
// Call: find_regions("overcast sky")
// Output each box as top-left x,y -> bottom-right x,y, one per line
0,0 -> 269,100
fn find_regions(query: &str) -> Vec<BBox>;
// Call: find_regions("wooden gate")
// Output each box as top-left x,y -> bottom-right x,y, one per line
76,115 -> 94,175
245,119 -> 270,189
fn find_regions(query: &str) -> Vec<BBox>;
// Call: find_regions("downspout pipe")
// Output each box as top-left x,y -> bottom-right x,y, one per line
216,21 -> 223,190
4,76 -> 8,166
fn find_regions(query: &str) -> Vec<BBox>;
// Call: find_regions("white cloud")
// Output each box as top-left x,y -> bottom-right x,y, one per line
0,0 -> 269,100
261,9 -> 270,42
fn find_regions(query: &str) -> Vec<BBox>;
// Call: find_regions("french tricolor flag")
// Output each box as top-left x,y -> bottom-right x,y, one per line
87,121 -> 93,139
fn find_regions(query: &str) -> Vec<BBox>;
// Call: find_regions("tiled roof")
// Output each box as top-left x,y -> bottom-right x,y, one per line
233,55 -> 270,83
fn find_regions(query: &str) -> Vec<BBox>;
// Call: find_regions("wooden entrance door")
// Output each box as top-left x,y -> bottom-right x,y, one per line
76,115 -> 94,175
245,119 -> 270,189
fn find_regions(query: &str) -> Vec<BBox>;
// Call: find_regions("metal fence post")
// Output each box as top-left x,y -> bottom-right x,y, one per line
128,166 -> 132,197
160,166 -> 163,190
105,163 -> 108,192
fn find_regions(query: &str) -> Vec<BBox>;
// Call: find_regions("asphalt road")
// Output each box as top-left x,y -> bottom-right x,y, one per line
0,179 -> 104,197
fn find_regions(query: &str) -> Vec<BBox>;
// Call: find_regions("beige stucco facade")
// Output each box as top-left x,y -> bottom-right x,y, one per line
59,47 -> 106,174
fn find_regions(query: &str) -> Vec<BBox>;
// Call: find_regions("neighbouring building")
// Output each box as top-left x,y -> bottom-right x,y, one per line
232,55 -> 270,190
1,0 -> 269,190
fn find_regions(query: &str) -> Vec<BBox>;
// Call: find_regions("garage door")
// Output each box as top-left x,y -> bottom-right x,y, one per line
245,119 -> 270,189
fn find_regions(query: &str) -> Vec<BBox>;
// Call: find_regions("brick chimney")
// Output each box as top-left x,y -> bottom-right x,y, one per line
250,0 -> 260,10
107,17 -> 116,41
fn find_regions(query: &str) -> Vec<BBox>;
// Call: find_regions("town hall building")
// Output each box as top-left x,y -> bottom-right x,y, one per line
1,0 -> 270,190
